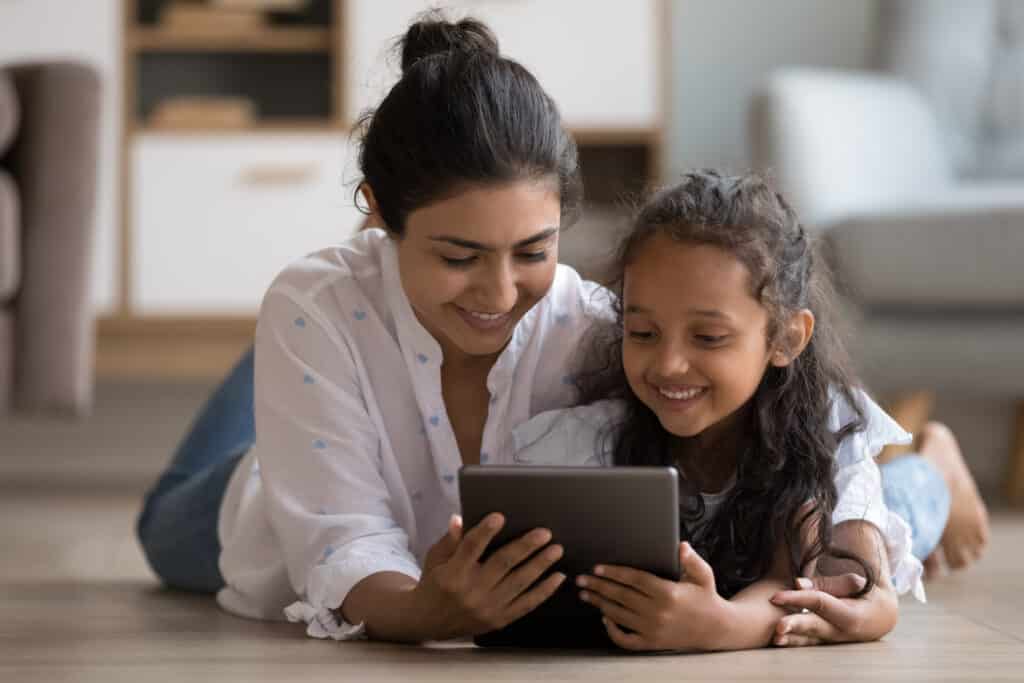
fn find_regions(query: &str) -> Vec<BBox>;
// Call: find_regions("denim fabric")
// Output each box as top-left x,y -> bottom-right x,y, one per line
880,454 -> 951,560
136,346 -> 256,593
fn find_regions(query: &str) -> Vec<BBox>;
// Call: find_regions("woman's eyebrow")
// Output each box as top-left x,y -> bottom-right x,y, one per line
429,227 -> 558,252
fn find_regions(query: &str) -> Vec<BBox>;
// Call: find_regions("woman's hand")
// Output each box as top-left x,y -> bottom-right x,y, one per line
576,541 -> 728,651
411,513 -> 566,641
769,573 -> 899,647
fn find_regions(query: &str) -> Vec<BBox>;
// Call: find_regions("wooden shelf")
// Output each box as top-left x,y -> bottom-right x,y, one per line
136,118 -> 343,135
129,26 -> 331,52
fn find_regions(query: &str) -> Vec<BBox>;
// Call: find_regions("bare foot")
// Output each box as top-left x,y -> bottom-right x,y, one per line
919,422 -> 990,571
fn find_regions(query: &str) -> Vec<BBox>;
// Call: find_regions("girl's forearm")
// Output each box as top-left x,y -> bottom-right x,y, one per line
702,579 -> 791,651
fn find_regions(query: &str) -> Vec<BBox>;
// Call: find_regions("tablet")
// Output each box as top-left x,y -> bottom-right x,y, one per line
458,465 -> 680,649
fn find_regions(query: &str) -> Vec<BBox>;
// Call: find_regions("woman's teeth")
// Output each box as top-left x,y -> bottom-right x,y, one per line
658,386 -> 705,400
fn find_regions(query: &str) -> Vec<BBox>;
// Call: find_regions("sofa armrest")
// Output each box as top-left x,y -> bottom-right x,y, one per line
8,61 -> 101,415
827,185 -> 1024,308
749,67 -> 953,229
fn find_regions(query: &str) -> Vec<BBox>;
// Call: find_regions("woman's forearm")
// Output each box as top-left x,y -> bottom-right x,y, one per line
341,572 -> 440,643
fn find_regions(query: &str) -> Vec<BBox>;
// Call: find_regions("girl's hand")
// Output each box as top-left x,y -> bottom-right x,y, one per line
769,573 -> 899,647
412,513 -> 566,641
577,541 -> 727,651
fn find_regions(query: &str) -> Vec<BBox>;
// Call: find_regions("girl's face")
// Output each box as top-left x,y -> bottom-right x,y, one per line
622,233 -> 793,443
394,180 -> 561,363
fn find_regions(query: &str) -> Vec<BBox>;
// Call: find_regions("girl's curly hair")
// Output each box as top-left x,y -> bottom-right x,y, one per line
577,169 -> 874,597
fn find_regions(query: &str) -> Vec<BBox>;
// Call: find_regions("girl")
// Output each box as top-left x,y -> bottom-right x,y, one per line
507,169 -> 961,651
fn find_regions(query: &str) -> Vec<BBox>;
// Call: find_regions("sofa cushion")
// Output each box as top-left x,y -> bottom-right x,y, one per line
826,183 -> 1024,308
0,170 -> 18,302
0,70 -> 17,157
0,308 -> 11,412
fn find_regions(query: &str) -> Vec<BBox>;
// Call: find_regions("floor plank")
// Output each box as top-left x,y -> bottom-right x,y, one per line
1,492 -> 1022,682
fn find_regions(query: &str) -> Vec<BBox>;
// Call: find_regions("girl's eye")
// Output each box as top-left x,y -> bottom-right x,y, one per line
441,255 -> 476,267
696,334 -> 728,345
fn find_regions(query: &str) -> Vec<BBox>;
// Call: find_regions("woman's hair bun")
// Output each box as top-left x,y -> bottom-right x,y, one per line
400,13 -> 500,74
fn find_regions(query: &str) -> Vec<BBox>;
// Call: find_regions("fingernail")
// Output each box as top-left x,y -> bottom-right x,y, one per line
579,591 -> 590,602
594,565 -> 605,576
554,572 -> 567,585
576,576 -> 588,587
487,514 -> 502,529
770,595 -> 782,605
796,577 -> 813,589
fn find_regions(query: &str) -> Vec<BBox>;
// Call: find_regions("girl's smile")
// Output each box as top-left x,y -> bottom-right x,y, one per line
622,234 -> 775,441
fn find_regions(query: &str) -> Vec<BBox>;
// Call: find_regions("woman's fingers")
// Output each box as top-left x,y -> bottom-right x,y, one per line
776,612 -> 844,643
771,590 -> 858,634
774,631 -> 824,647
676,542 -> 716,590
492,543 -> 564,604
452,513 -> 506,566
503,571 -> 566,624
479,527 -> 554,588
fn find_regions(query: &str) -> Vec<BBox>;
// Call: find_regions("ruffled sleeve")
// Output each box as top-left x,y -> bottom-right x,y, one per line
830,389 -> 926,601
511,400 -> 626,467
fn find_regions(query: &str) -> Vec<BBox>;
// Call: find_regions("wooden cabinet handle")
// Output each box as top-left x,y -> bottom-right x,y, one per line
238,163 -> 319,187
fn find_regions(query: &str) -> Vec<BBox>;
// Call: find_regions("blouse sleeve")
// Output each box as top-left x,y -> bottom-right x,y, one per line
831,389 -> 925,601
254,285 -> 421,639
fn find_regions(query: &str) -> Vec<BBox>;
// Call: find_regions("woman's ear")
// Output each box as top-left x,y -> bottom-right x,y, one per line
770,308 -> 815,367
359,183 -> 384,231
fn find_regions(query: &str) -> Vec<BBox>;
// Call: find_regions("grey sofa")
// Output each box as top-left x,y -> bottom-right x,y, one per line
0,61 -> 101,415
749,0 -> 1024,500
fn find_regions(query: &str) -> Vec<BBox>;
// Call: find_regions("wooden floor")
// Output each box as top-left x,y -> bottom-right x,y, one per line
1,490 -> 1022,682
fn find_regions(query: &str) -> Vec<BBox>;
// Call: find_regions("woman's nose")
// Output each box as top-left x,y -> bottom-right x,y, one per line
479,260 -> 518,312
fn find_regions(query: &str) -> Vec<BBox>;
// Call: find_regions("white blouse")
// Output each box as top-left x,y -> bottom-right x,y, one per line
216,228 -> 613,639
510,392 -> 925,602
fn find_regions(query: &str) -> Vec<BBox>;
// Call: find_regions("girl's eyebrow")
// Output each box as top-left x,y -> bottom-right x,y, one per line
625,304 -> 732,321
429,227 -> 558,252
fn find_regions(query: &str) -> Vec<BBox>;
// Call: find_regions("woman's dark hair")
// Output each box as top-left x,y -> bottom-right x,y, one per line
578,169 -> 875,598
355,12 -> 582,235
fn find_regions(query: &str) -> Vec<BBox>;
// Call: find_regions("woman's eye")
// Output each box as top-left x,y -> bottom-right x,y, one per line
517,250 -> 548,263
628,330 -> 655,341
441,255 -> 476,267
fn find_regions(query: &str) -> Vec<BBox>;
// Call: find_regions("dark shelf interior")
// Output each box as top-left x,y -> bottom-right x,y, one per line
137,52 -> 332,122
135,0 -> 332,27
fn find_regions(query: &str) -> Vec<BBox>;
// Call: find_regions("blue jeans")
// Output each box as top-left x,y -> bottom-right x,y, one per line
137,345 -> 952,592
136,347 -> 256,593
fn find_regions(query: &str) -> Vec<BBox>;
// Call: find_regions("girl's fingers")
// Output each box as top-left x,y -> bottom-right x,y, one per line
577,575 -> 650,612
678,542 -> 715,590
579,589 -> 648,633
776,612 -> 844,643
769,589 -> 859,633
774,632 -> 824,648
589,565 -> 663,599
603,617 -> 648,651
799,573 -> 866,598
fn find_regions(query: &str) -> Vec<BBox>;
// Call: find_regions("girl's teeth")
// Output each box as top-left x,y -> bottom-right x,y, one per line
468,310 -> 504,320
658,387 -> 704,400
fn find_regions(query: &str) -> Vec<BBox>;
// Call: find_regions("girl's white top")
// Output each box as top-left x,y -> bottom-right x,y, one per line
510,395 -> 926,602
216,228 -> 613,639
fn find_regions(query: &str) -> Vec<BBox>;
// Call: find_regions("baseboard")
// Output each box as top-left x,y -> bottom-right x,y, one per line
95,315 -> 255,381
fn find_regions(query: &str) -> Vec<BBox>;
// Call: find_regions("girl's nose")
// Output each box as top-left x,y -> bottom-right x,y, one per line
653,339 -> 690,378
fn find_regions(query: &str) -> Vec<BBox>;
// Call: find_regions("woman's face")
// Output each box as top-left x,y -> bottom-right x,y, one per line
393,180 -> 561,362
